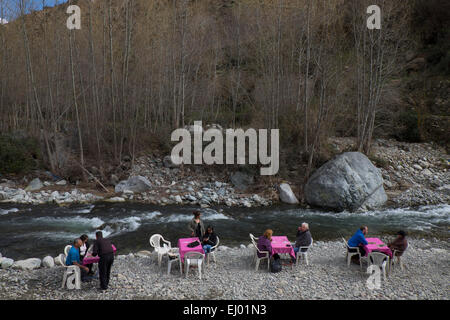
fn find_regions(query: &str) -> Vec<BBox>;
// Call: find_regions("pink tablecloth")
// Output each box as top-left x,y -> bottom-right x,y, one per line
82,244 -> 117,265
363,238 -> 392,258
271,236 -> 296,260
178,237 -> 205,262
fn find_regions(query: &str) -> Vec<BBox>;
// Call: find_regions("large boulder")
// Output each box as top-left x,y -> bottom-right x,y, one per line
1,258 -> 14,269
115,175 -> 152,193
278,183 -> 299,204
305,152 -> 387,211
42,256 -> 55,268
25,178 -> 43,191
12,258 -> 41,271
230,171 -> 254,191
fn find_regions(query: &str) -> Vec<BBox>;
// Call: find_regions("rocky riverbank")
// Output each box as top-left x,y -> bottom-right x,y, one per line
0,239 -> 448,300
0,138 -> 448,209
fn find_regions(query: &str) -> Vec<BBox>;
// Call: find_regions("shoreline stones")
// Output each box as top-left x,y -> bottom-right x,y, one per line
0,239 -> 447,300
42,256 -> 55,268
12,258 -> 42,271
1,258 -> 14,269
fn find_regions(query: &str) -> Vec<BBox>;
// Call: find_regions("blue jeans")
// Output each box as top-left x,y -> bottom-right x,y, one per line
294,247 -> 308,254
203,244 -> 212,253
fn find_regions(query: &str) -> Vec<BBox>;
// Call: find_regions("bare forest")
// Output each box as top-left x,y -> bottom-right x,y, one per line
1,0 -> 446,185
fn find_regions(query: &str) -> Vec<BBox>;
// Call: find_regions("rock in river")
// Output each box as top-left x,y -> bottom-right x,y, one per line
304,152 -> 387,211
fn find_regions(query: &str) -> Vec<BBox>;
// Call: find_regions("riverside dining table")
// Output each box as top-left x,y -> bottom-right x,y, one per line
177,237 -> 205,263
271,236 -> 296,260
363,238 -> 392,258
82,244 -> 117,265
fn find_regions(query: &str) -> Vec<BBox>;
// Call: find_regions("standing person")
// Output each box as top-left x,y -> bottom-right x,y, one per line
348,226 -> 369,263
92,231 -> 114,291
79,234 -> 93,275
294,222 -> 312,254
188,210 -> 205,239
202,226 -> 218,254
66,238 -> 90,282
388,230 -> 408,255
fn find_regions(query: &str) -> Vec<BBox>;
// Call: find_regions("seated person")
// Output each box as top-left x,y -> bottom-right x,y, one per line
294,222 -> 312,254
388,230 -> 408,256
202,226 -> 218,254
66,238 -> 90,281
348,226 -> 369,262
257,229 -> 280,260
79,234 -> 93,275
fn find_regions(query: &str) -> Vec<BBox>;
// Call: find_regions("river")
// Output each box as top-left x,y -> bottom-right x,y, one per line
0,202 -> 449,260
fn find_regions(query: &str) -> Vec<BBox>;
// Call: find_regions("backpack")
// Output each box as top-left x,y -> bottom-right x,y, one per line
270,258 -> 282,273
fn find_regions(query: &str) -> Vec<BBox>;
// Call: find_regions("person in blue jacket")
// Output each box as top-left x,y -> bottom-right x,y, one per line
348,226 -> 369,262
66,238 -> 90,281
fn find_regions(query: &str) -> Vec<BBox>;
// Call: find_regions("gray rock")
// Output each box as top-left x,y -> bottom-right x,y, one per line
110,174 -> 120,185
230,171 -> 254,191
107,196 -> 126,202
25,178 -> 43,191
42,256 -> 55,268
115,175 -> 152,193
305,152 -> 387,211
278,183 -> 299,204
13,258 -> 41,270
163,155 -> 179,168
55,180 -> 67,186
437,185 -> 450,196
1,258 -> 14,269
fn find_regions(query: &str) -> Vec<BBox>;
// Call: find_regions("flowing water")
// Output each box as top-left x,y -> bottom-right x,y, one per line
0,202 -> 449,260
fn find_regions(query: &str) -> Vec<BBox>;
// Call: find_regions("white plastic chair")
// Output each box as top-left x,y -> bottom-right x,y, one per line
184,251 -> 205,279
296,238 -> 313,266
343,238 -> 365,270
252,242 -> 270,271
367,252 -> 389,281
58,254 -> 81,290
64,245 -> 72,256
207,236 -> 220,264
149,234 -> 172,267
167,248 -> 182,276
249,233 -> 258,246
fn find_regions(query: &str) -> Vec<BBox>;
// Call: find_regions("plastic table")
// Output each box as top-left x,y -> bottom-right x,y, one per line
177,237 -> 205,263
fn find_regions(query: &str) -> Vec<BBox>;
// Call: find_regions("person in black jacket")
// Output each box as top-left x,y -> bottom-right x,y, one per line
92,231 -> 115,291
202,226 -> 218,254
294,222 -> 312,254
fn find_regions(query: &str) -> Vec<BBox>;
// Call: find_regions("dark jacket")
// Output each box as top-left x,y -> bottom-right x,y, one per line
92,237 -> 114,257
188,219 -> 205,239
202,232 -> 218,247
257,236 -> 273,258
295,230 -> 312,248
388,237 -> 408,255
